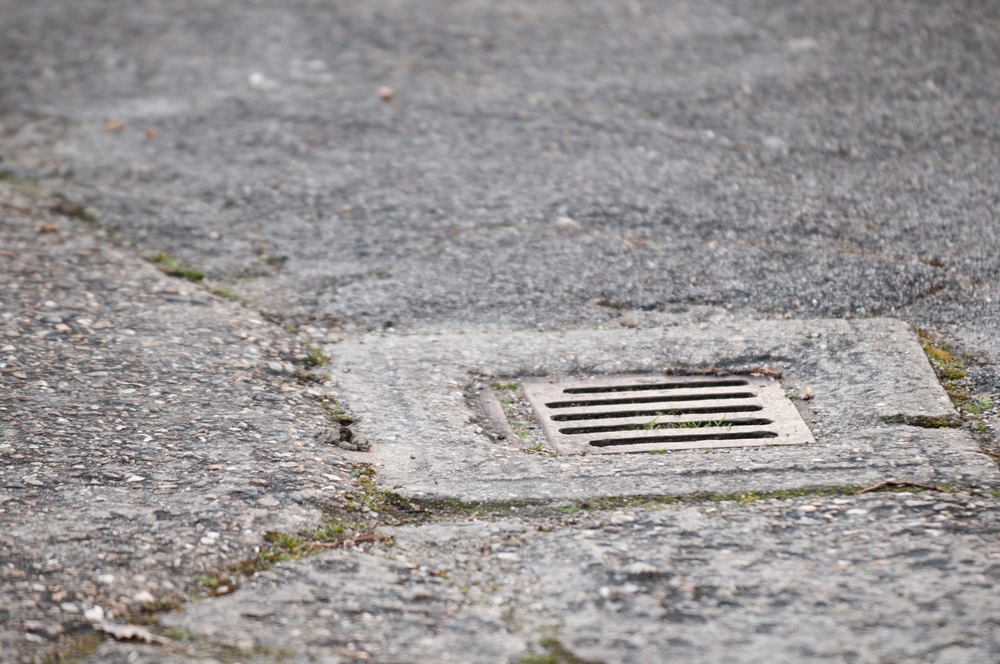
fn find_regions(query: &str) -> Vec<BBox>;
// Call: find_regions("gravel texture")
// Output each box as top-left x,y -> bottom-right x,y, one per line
0,183 -> 354,663
91,491 -> 1000,663
2,0 -> 1000,661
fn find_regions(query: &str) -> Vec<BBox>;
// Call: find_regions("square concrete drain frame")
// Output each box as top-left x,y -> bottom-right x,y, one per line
327,317 -> 999,502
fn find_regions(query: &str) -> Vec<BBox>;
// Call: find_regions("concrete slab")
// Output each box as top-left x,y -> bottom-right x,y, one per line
329,317 -> 999,501
106,491 -> 1000,664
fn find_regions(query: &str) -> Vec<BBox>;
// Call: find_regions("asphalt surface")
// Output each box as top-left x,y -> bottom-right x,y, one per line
2,0 -> 1000,662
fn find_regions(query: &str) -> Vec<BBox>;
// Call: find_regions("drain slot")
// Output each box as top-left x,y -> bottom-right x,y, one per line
520,374 -> 814,455
590,430 -> 780,447
560,418 -> 774,435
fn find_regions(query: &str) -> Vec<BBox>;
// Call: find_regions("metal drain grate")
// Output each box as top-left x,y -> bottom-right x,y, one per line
521,374 -> 814,454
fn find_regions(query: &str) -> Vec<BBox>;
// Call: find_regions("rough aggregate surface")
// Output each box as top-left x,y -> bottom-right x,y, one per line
1,0 -> 1000,662
0,185 -> 353,663
94,492 -> 1000,663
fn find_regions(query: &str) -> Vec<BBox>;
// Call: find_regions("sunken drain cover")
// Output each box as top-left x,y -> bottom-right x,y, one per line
521,374 -> 815,455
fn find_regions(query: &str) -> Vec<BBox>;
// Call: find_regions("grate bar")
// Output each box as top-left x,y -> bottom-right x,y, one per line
549,398 -> 764,420
544,385 -> 760,409
561,379 -> 749,393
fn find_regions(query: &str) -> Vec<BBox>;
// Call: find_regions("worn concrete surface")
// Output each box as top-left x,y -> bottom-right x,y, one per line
0,184 -> 358,662
94,492 -> 1000,664
329,321 -> 996,501
2,0 -> 1000,662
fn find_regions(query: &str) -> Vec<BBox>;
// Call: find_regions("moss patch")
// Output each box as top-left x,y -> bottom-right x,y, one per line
518,637 -> 605,664
880,414 -> 961,429
43,633 -> 105,664
914,327 -> 999,467
150,252 -> 205,282
916,327 -> 996,420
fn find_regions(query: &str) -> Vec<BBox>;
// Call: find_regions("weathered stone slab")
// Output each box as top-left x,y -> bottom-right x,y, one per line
328,318 -> 998,501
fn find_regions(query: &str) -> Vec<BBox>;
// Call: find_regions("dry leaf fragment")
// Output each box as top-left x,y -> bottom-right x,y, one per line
38,224 -> 60,234
105,120 -> 125,132
145,128 -> 157,139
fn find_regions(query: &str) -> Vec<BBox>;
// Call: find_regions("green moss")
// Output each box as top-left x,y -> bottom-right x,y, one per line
880,414 -> 961,429
193,574 -> 240,598
150,252 -> 205,282
140,597 -> 184,614
316,397 -> 353,425
927,348 -> 966,380
914,330 -> 998,438
518,637 -> 604,664
958,395 -> 993,415
0,169 -> 42,198
161,626 -> 200,642
43,633 -> 105,664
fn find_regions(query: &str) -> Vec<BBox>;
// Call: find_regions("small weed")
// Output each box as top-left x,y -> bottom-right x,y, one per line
642,413 -> 665,430
304,344 -> 329,368
210,287 -> 236,300
785,389 -> 800,399
635,415 -> 728,431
